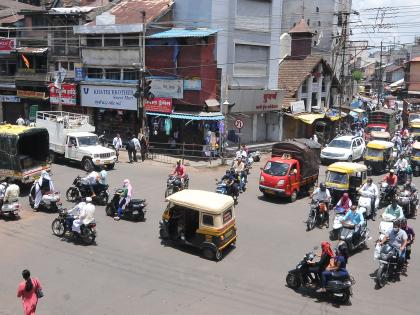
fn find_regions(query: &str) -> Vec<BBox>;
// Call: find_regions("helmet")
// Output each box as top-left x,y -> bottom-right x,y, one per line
100,170 -> 107,179
177,159 -> 181,165
390,169 -> 395,174
319,183 -> 326,192
85,197 -> 92,203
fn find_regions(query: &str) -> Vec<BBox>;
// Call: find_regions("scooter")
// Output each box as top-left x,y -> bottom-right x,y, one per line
29,184 -> 61,212
286,247 -> 353,304
397,190 -> 418,218
0,199 -> 20,219
249,151 -> 261,162
357,190 -> 379,219
215,179 -> 239,204
379,182 -> 396,208
339,221 -> 369,253
330,207 -> 347,240
51,210 -> 96,245
105,189 -> 147,221
165,175 -> 189,198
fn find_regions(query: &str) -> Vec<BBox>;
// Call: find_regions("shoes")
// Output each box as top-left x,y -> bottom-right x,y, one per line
114,216 -> 120,221
316,288 -> 326,293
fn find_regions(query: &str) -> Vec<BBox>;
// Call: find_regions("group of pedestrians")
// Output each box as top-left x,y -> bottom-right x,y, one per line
111,133 -> 148,163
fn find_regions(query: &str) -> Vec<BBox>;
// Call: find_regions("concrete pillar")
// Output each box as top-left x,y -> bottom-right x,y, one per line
325,75 -> 332,108
306,76 -> 313,111
317,75 -> 323,108
0,102 -> 3,122
278,114 -> 283,141
252,113 -> 258,143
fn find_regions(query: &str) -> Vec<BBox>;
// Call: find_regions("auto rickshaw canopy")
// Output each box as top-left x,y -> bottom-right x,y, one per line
327,162 -> 367,174
412,142 -> 420,150
370,131 -> 391,140
165,189 -> 234,214
366,140 -> 394,150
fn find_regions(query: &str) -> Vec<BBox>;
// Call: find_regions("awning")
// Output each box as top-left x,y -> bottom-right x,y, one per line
148,28 -> 218,39
293,113 -> 325,124
146,111 -> 224,121
327,111 -> 347,121
16,47 -> 48,54
390,78 -> 404,88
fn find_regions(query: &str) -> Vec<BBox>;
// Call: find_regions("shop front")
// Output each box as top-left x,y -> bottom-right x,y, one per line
80,83 -> 138,142
14,89 -> 50,123
0,91 -> 20,123
49,83 -> 84,114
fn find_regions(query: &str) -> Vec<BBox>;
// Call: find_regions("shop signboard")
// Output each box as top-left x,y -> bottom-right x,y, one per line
74,63 -> 84,81
29,105 -> 38,121
0,38 -> 16,54
229,89 -> 284,113
290,100 -> 305,114
150,78 -> 183,99
17,90 -> 47,100
0,95 -> 20,102
183,79 -> 202,91
81,84 -> 137,111
144,98 -> 172,113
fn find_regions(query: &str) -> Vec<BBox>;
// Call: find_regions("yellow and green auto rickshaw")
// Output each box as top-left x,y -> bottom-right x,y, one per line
410,141 -> 420,176
326,162 -> 367,204
159,189 -> 237,261
364,140 -> 396,175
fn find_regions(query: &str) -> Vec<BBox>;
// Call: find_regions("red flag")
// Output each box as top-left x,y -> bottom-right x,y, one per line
21,54 -> 30,68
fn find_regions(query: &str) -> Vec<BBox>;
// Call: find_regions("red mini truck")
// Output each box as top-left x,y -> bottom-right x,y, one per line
259,139 -> 320,202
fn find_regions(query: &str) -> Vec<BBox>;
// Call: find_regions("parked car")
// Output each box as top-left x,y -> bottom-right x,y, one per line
321,135 -> 365,164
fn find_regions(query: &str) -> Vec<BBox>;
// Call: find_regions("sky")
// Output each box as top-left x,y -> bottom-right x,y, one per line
352,0 -> 420,47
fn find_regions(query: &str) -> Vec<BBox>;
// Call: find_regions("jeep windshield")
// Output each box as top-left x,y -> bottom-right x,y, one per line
328,139 -> 351,149
78,136 -> 98,146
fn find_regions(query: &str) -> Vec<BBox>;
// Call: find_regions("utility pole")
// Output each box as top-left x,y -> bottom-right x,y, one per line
338,11 -> 349,131
377,41 -> 383,107
137,11 -> 146,137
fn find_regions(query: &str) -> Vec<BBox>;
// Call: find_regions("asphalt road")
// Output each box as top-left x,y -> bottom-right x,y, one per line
0,157 -> 419,315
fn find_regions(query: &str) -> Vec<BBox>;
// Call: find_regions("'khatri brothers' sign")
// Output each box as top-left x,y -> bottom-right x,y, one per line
80,84 -> 137,111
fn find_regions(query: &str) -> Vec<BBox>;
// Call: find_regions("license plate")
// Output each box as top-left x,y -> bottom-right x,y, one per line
224,229 -> 233,239
104,161 -> 109,165
265,189 -> 276,195
132,210 -> 139,215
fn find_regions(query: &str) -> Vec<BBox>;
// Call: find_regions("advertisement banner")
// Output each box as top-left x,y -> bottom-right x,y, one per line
49,83 -> 77,106
0,95 -> 20,102
150,78 -> 183,99
81,84 -> 137,111
144,98 -> 172,113
0,38 -> 16,54
17,90 -> 47,99
183,79 -> 202,91
74,64 -> 84,81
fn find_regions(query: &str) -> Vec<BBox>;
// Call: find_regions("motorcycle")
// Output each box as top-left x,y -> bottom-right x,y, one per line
306,201 -> 329,231
215,179 -> 239,204
397,190 -> 418,218
0,199 -> 20,219
165,175 -> 189,197
396,168 -> 407,186
379,213 -> 400,240
330,207 -> 347,240
374,243 -> 402,288
51,210 -> 96,245
66,176 -> 109,205
249,151 -> 261,162
379,182 -> 396,208
105,189 -> 147,221
339,221 -> 369,253
28,183 -> 61,212
357,190 -> 379,219
286,248 -> 353,304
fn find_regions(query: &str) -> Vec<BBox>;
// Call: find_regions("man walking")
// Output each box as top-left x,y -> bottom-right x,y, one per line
127,135 -> 141,163
112,134 -> 122,162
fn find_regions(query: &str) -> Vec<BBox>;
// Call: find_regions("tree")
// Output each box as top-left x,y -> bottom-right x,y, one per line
351,70 -> 364,83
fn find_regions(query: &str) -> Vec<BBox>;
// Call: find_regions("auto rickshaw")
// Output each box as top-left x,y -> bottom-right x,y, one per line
410,122 -> 420,141
410,141 -> 420,176
325,162 -> 367,205
159,189 -> 237,261
370,131 -> 391,142
364,140 -> 396,175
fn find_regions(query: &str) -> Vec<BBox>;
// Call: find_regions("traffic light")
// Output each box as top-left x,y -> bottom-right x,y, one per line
143,79 -> 154,100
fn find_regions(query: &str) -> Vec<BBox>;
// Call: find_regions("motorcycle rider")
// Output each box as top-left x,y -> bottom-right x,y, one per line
318,242 -> 349,293
310,183 -> 331,227
335,192 -> 352,214
307,241 -> 334,283
400,218 -> 415,261
66,199 -> 87,233
379,220 -> 408,264
392,133 -> 403,155
221,169 -> 240,197
81,170 -> 107,197
359,177 -> 379,220
34,170 -> 54,211
383,169 -> 398,199
394,154 -> 409,175
340,205 -> 365,243
171,159 -> 187,189
232,157 -> 246,192
235,147 -> 247,159
0,181 -> 8,209
114,179 -> 132,221
383,199 -> 405,220
72,198 -> 95,235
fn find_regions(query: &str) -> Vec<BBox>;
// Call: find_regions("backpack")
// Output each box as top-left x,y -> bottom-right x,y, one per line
126,139 -> 135,150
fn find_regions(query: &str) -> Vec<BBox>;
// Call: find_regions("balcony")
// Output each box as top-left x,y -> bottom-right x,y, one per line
15,69 -> 50,82
82,48 -> 141,67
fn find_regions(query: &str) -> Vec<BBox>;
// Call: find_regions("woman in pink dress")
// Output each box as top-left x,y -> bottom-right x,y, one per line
17,269 -> 42,315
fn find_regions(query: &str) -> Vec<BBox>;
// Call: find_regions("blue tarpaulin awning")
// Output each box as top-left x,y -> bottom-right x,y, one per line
148,28 -> 218,39
146,111 -> 224,121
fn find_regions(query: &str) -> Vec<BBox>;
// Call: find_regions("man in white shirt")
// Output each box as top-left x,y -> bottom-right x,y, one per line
359,177 -> 379,220
72,198 -> 95,234
112,134 -> 122,162
16,116 -> 25,125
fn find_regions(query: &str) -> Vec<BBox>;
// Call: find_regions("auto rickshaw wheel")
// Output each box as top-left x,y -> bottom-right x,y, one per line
202,247 -> 216,261
159,228 -> 168,239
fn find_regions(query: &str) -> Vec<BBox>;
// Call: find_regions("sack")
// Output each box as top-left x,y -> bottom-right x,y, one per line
35,280 -> 44,298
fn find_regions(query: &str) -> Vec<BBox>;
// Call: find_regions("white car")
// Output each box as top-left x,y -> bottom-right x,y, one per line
321,135 -> 365,164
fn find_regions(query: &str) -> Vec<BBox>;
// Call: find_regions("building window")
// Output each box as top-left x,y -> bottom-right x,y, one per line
307,19 -> 310,26
234,43 -> 269,76
105,68 -> 121,80
69,62 -> 74,71
0,60 -> 16,75
123,69 -> 138,80
314,40 -> 317,46
31,15 -> 46,27
301,80 -> 308,93
322,79 -> 326,92
123,35 -> 139,47
87,68 -> 103,79
316,7 -> 319,13
237,0 -> 271,17
86,35 -> 102,47
104,34 -> 120,47
318,21 -> 321,26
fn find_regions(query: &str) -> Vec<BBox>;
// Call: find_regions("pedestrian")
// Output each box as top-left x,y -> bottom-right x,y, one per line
16,116 -> 25,126
112,133 -> 122,163
126,135 -> 140,163
140,135 -> 148,162
17,269 -> 43,315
